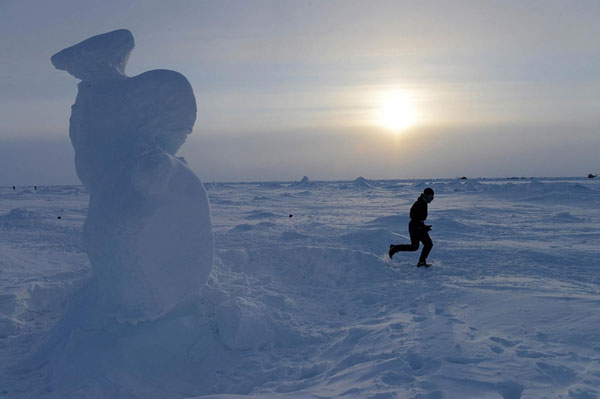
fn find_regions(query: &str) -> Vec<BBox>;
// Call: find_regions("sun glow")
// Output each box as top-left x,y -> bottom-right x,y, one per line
376,90 -> 419,133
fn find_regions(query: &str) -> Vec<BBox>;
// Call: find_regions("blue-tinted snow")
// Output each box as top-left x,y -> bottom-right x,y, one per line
1,177 -> 599,398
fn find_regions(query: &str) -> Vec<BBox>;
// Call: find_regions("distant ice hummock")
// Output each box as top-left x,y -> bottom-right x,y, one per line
51,29 -> 214,321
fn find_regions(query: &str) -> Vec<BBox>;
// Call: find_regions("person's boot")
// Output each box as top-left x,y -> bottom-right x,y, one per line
417,261 -> 431,267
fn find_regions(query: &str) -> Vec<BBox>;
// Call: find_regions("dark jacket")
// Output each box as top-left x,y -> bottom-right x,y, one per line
410,195 -> 428,222
408,195 -> 428,233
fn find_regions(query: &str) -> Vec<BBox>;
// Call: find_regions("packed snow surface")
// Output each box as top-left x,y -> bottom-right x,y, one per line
1,178 -> 599,398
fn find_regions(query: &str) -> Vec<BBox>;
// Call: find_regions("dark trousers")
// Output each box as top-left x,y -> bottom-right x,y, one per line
390,222 -> 433,262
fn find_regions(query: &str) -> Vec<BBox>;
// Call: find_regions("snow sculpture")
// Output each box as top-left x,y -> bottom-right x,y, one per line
51,29 -> 214,321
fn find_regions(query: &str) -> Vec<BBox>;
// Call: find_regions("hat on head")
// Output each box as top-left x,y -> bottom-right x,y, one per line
424,187 -> 434,196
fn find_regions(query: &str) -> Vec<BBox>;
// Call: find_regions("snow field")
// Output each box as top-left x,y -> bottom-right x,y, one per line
1,178 -> 599,398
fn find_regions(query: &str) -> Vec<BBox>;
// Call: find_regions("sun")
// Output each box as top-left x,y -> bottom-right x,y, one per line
376,90 -> 418,133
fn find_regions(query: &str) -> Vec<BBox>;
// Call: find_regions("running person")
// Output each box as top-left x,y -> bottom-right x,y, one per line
389,187 -> 434,267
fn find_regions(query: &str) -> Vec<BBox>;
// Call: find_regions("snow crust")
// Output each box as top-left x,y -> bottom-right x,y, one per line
1,178 -> 599,398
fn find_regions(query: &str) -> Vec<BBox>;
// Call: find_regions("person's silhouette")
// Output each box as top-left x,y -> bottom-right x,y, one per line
389,187 -> 434,267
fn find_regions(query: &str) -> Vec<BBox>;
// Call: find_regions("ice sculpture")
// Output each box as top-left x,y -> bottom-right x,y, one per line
51,29 -> 214,321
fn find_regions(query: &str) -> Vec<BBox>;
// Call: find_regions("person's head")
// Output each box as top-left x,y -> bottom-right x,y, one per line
423,187 -> 434,203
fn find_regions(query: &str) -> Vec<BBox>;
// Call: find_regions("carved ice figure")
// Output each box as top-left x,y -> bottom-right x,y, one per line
51,29 -> 214,321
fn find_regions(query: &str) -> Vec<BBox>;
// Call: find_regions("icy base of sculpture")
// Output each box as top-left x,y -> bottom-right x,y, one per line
21,269 -> 277,397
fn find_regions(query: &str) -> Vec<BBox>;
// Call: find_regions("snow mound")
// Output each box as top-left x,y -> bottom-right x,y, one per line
23,281 -> 79,313
352,176 -> 374,189
230,223 -> 255,232
340,176 -> 375,190
445,179 -> 483,192
215,298 -> 276,351
291,176 -> 313,188
0,208 -> 39,229
0,208 -> 35,221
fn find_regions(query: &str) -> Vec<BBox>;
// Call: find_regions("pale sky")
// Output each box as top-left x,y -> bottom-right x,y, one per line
1,0 -> 599,183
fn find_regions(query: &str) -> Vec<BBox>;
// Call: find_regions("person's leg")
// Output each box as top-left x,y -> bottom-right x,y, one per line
418,232 -> 433,263
390,233 -> 420,257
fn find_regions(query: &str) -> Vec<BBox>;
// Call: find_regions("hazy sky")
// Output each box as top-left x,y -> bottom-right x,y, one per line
1,0 -> 599,183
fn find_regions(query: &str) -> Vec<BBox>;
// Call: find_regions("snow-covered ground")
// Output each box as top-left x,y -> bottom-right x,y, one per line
1,177 -> 599,398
